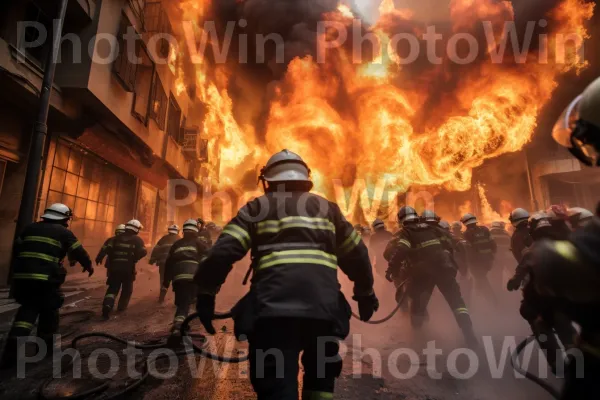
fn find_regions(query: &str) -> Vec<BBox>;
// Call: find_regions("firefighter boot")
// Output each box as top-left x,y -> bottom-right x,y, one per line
159,287 -> 167,304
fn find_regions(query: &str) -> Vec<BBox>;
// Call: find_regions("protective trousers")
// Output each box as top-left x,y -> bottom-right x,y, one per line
1,281 -> 63,367
103,270 -> 134,315
159,263 -> 170,302
249,318 -> 342,400
410,266 -> 477,346
561,349 -> 600,399
172,280 -> 196,326
470,260 -> 497,306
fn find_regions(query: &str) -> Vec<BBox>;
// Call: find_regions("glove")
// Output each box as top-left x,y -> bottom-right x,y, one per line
196,294 -> 216,334
95,258 -> 102,266
353,293 -> 380,322
507,277 -> 521,292
83,265 -> 94,277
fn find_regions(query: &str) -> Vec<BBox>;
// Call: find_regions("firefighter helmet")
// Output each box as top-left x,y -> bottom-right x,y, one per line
568,207 -> 594,227
509,208 -> 530,227
205,222 -> 217,231
259,149 -> 311,183
372,218 -> 385,230
552,77 -> 600,166
183,219 -> 199,233
547,204 -> 569,221
530,212 -> 552,232
421,210 -> 440,223
451,221 -> 462,232
125,220 -> 143,233
397,206 -> 418,224
439,220 -> 450,231
41,203 -> 73,221
168,224 -> 180,234
460,213 -> 477,226
115,224 -> 126,235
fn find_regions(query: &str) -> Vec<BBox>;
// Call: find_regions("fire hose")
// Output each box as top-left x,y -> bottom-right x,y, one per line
510,336 -> 561,400
350,279 -> 408,325
38,309 -> 245,400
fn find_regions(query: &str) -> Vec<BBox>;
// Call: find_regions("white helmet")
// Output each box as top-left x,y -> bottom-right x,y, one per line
168,224 -> 180,234
259,149 -> 311,183
568,207 -> 594,227
509,208 -> 530,227
372,218 -> 385,230
552,77 -> 600,166
183,219 -> 199,233
460,213 -> 477,226
41,203 -> 73,221
115,224 -> 126,235
125,219 -> 143,233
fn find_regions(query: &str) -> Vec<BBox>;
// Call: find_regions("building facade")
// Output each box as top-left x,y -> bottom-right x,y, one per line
0,0 -> 205,285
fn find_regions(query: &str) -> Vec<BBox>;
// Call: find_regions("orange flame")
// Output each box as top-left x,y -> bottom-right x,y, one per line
174,0 -> 594,216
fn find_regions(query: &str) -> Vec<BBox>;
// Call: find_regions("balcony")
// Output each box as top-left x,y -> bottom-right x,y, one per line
165,136 -> 190,178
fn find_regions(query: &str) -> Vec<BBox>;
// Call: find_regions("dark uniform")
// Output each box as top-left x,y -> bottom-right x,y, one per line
384,222 -> 477,344
102,231 -> 146,316
3,220 -> 92,365
369,227 -> 393,276
195,191 -> 375,400
149,232 -> 180,302
463,225 -> 497,305
490,226 -> 512,285
510,222 -> 533,263
164,232 -> 210,328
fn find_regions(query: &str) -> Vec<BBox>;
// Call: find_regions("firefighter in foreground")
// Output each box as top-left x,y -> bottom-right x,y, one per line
149,224 -> 181,303
507,213 -> 576,375
164,219 -> 210,333
102,220 -> 146,319
95,224 -> 126,267
461,213 -> 498,305
194,150 -> 378,400
369,218 -> 393,277
526,75 -> 600,399
1,203 -> 93,368
385,206 -> 478,347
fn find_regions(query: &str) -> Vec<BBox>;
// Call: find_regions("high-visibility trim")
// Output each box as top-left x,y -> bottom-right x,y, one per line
101,246 -> 108,250
223,224 -> 251,250
397,239 -> 412,248
553,241 -> 578,262
13,321 -> 34,331
12,273 -> 50,281
303,391 -> 334,400
116,243 -> 134,249
104,294 -> 116,299
174,246 -> 198,254
173,274 -> 195,281
338,230 -> 361,256
23,236 -> 62,248
175,260 -> 199,266
257,216 -> 335,235
416,239 -> 441,249
257,249 -> 337,271
112,258 -> 130,262
69,241 -> 82,251
18,252 -> 60,264
174,316 -> 186,322
454,307 -> 469,315
477,249 -> 493,254
115,251 -> 129,256
474,239 -> 491,245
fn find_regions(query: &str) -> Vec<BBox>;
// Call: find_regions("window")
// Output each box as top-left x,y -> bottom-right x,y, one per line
46,141 -> 123,244
132,45 -> 154,122
20,2 -> 53,67
144,1 -> 172,58
166,95 -> 182,144
113,17 -> 138,92
150,75 -> 167,129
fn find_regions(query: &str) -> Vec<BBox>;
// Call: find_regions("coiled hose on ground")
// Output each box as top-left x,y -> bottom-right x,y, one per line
351,280 -> 408,324
511,336 -> 561,400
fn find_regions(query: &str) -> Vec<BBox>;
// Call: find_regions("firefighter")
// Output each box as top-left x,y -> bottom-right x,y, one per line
508,208 -> 532,263
102,220 -> 146,319
438,220 -> 451,231
95,224 -> 126,267
205,221 -> 221,243
568,207 -> 594,230
385,206 -> 477,346
1,203 -> 93,368
461,213 -> 498,306
490,221 -> 512,285
547,204 -> 574,238
194,149 -> 378,400
506,213 -> 576,375
164,219 -> 210,333
197,218 -> 213,247
149,224 -> 180,303
369,218 -> 393,277
451,221 -> 463,239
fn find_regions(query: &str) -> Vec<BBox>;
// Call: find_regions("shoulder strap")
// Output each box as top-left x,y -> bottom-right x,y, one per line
242,199 -> 261,285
